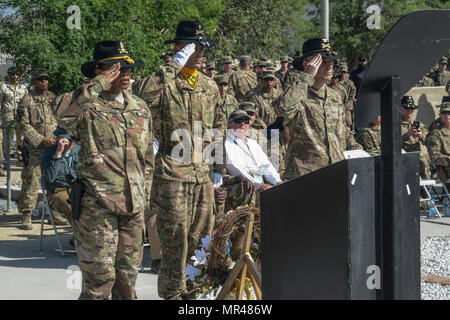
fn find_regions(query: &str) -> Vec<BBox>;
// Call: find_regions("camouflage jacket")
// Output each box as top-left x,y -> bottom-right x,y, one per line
53,75 -> 154,214
356,124 -> 381,156
282,69 -> 314,91
17,89 -> 57,154
228,70 -> 257,102
275,69 -> 287,84
339,79 -> 357,108
401,119 -> 428,153
415,76 -> 435,87
133,60 -> 223,183
429,118 -> 442,132
245,87 -> 280,127
215,93 -> 238,127
274,75 -> 361,180
0,81 -> 28,122
426,126 -> 450,168
428,70 -> 450,87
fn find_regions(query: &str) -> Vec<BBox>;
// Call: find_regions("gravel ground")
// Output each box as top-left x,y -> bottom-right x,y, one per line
420,236 -> 450,300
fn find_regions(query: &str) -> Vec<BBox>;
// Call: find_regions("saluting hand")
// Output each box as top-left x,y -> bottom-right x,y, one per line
101,63 -> 121,83
304,54 -> 322,78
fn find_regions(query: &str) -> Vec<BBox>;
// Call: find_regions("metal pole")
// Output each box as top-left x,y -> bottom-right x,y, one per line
5,124 -> 11,213
321,0 -> 329,40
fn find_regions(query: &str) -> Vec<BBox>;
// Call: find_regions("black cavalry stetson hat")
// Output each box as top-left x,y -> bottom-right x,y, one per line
401,96 -> 418,110
300,38 -> 342,61
81,40 -> 143,78
164,20 -> 216,47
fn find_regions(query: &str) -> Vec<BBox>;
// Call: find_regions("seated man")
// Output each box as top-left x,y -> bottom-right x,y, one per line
225,110 -> 282,193
356,116 -> 381,156
40,126 -> 79,228
426,102 -> 450,190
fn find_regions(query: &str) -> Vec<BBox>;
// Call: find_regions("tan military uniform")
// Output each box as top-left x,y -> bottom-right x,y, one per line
17,89 -> 57,218
275,73 -> 361,180
426,125 -> 450,187
215,93 -> 238,128
428,69 -> 450,87
401,119 -> 431,179
228,70 -> 257,102
356,124 -> 381,156
245,87 -> 280,127
54,75 -> 154,300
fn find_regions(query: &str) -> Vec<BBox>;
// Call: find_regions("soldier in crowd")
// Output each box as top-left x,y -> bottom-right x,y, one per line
245,70 -> 280,127
427,56 -> 450,87
205,61 -> 216,79
239,100 -> 266,131
350,54 -> 368,92
228,55 -> 257,102
426,101 -> 450,190
287,56 -> 294,69
282,50 -> 314,91
274,38 -> 361,181
275,56 -> 289,84
356,116 -> 382,156
16,69 -> 57,230
264,62 -> 283,95
429,96 -> 450,132
214,74 -> 238,127
338,63 -> 357,130
0,66 -> 28,174
40,126 -> 79,230
218,55 -> 234,77
54,41 -> 154,300
133,21 -> 222,300
400,96 -> 431,179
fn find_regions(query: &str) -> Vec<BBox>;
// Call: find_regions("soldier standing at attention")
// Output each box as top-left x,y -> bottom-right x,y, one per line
275,56 -> 289,84
274,38 -> 361,181
228,55 -> 257,102
133,21 -> 221,300
214,74 -> 238,128
0,66 -> 28,174
16,69 -> 57,230
54,41 -> 154,299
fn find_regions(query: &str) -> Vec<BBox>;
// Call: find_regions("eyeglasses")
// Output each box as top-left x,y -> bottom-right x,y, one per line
234,119 -> 250,124
246,111 -> 255,116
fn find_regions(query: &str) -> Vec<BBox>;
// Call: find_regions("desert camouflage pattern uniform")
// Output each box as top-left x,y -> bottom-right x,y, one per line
427,70 -> 450,87
356,123 -> 381,156
339,79 -> 356,130
274,73 -> 361,180
245,87 -> 280,127
426,124 -> 450,188
54,75 -> 154,300
401,119 -> 431,179
228,69 -> 257,102
133,60 -> 223,300
214,93 -> 238,128
16,89 -> 57,215
0,81 -> 28,160
282,69 -> 313,91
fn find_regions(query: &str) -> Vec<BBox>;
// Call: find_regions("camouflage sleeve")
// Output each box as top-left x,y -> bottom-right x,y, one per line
426,131 -> 450,167
17,95 -> 45,148
420,122 -> 429,144
274,79 -> 310,127
356,130 -> 378,156
53,75 -> 111,133
144,105 -> 154,202
227,74 -> 235,97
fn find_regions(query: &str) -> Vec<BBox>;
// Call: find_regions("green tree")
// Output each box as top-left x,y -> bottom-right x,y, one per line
0,0 -> 225,94
308,0 -> 449,70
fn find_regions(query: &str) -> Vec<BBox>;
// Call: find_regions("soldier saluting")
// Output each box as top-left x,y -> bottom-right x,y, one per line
54,41 -> 154,300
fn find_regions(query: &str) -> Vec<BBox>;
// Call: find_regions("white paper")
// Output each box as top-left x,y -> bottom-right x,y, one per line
343,150 -> 371,159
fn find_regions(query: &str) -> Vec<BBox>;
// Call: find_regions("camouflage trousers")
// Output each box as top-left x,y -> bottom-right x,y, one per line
345,110 -> 354,132
73,191 -> 144,300
419,152 -> 431,180
144,210 -> 161,260
1,123 -> 23,159
17,157 -> 41,214
47,188 -> 72,226
151,176 -> 214,300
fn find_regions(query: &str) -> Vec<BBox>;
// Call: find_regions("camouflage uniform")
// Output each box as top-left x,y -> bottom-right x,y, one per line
427,70 -> 450,87
54,75 -> 154,300
401,119 -> 431,179
16,89 -> 57,221
416,75 -> 435,87
214,93 -> 238,128
356,123 -> 381,156
429,118 -> 442,132
339,78 -> 357,130
245,87 -> 280,127
274,74 -> 361,180
133,60 -> 222,300
282,69 -> 313,91
228,69 -> 257,102
0,81 -> 28,160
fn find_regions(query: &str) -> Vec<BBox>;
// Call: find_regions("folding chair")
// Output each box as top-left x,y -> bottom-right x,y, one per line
420,178 -> 442,218
39,176 -> 65,257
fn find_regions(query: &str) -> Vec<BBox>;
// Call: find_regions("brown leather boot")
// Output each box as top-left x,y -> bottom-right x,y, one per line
21,212 -> 33,230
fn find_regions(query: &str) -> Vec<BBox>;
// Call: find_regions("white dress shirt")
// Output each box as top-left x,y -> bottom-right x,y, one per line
225,133 -> 281,190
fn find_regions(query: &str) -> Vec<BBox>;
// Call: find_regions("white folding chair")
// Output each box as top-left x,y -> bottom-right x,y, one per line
39,176 -> 65,256
420,179 -> 442,218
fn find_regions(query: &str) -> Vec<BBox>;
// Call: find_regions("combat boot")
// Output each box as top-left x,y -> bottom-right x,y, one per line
21,212 -> 33,230
47,214 -> 69,226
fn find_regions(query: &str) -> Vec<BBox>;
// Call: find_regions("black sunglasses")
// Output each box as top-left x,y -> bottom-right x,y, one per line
246,111 -> 255,116
36,77 -> 49,81
234,118 -> 250,124
442,111 -> 450,115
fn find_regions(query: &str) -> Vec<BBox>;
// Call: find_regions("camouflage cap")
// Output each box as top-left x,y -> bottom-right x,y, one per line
440,102 -> 450,113
239,55 -> 252,64
215,74 -> 229,85
339,63 -> 348,73
441,96 -> 450,104
222,56 -> 233,63
228,109 -> 251,125
262,70 -> 276,80
264,62 -> 276,70
280,56 -> 289,63
206,61 -> 216,69
31,69 -> 50,80
259,56 -> 268,62
238,101 -> 256,113
439,56 -> 448,64
287,57 -> 294,63
253,60 -> 260,68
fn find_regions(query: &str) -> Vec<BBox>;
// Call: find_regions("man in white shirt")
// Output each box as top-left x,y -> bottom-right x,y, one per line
225,109 -> 282,192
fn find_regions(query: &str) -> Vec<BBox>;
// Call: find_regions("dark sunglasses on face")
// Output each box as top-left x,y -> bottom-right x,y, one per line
246,111 -> 255,116
234,118 -> 250,124
218,83 -> 228,87
442,111 -> 450,115
224,62 -> 232,65
263,78 -> 274,82
36,77 -> 49,81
